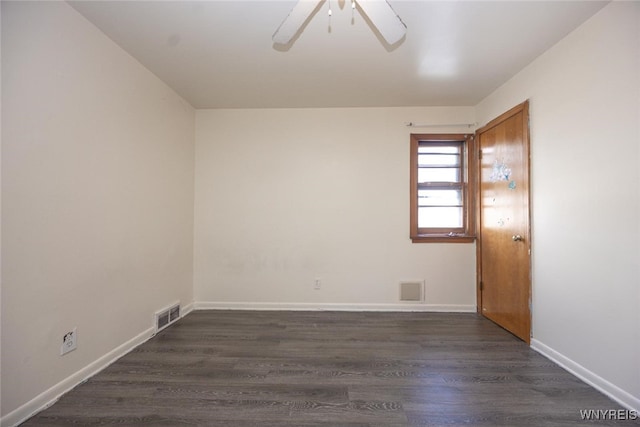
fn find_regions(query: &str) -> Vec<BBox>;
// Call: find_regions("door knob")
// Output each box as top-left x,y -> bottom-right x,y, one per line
512,235 -> 523,242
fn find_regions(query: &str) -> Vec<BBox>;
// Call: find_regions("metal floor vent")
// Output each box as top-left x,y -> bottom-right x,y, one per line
400,281 -> 424,302
155,303 -> 180,332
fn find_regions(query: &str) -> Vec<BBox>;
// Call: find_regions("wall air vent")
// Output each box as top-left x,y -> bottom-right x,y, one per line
399,281 -> 424,302
155,302 -> 181,333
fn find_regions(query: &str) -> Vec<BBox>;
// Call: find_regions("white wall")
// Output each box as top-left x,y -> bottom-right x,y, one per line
194,107 -> 476,310
476,2 -> 640,409
1,2 -> 195,423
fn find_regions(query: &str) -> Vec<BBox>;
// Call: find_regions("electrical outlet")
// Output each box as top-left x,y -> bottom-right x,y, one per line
314,278 -> 321,290
61,328 -> 77,355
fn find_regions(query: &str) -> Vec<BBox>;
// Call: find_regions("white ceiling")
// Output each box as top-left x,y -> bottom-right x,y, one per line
69,0 -> 608,109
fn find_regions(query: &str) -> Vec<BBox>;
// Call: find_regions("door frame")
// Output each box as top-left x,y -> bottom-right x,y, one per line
475,101 -> 532,342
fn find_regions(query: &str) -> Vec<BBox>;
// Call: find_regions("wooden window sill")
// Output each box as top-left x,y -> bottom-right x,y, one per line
411,235 -> 476,243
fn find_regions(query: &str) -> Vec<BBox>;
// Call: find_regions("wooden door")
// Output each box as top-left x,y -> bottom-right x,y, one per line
477,101 -> 531,343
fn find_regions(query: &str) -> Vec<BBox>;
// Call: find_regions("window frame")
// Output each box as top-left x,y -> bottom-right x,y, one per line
410,133 -> 476,243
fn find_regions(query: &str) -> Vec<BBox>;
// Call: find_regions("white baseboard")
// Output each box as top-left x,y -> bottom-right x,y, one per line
531,339 -> 640,412
181,301 -> 195,316
1,326 -> 155,427
193,301 -> 476,312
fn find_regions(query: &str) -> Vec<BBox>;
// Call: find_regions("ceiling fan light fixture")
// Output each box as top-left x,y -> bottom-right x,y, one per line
272,0 -> 406,46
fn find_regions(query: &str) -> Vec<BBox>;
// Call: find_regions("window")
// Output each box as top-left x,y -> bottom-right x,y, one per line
410,134 -> 475,243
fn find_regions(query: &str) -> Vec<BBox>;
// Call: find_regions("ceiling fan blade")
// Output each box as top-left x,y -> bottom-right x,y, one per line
356,0 -> 406,45
273,0 -> 324,45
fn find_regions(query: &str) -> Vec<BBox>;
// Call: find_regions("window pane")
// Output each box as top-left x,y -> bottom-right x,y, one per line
418,153 -> 460,167
418,207 -> 463,228
411,136 -> 471,240
418,167 -> 460,183
418,189 -> 462,207
418,146 -> 460,154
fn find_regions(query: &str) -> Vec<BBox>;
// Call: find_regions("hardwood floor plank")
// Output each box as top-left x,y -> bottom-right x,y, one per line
20,311 -> 636,426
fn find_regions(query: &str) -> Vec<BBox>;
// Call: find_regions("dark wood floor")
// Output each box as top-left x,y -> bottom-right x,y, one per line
22,311 -> 635,426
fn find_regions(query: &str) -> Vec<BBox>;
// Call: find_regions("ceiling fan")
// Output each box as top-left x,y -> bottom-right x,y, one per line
272,0 -> 406,46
